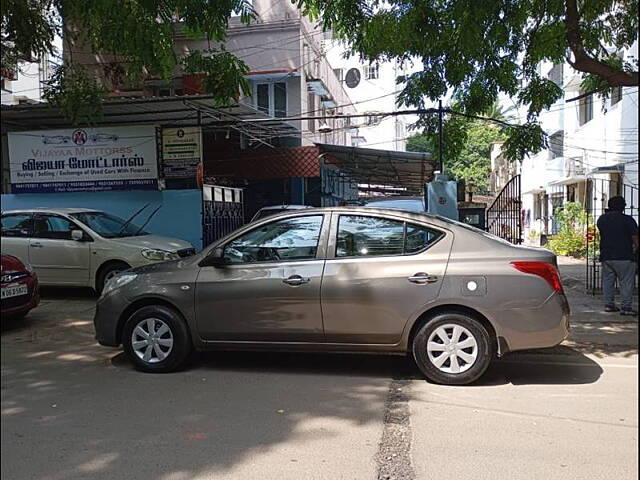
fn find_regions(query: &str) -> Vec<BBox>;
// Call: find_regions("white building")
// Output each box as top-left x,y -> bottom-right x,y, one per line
326,43 -> 408,150
516,43 -> 639,244
68,0 -> 356,148
1,54 -> 58,106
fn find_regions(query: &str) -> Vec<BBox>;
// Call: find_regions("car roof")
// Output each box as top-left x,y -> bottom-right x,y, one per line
257,206 -> 454,227
258,205 -> 312,211
2,207 -> 101,215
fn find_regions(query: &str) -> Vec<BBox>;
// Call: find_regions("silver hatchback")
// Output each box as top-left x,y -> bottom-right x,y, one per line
94,207 -> 569,385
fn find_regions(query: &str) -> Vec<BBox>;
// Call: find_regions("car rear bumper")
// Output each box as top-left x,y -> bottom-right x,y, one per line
491,292 -> 570,354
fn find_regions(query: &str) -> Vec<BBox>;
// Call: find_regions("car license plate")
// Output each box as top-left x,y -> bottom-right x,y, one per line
1,285 -> 28,299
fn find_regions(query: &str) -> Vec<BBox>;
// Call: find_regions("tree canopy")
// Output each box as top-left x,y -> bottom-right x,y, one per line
2,0 -> 639,158
1,0 -> 254,123
407,108 -> 508,194
299,0 -> 639,160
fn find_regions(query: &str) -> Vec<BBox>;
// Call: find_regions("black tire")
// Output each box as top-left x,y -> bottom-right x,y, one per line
122,305 -> 192,373
96,261 -> 130,294
412,312 -> 493,385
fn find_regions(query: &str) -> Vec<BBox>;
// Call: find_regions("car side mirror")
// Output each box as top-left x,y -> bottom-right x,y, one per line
201,247 -> 227,267
71,229 -> 85,241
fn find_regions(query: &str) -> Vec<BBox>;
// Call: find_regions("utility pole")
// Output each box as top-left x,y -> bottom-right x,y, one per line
438,100 -> 444,174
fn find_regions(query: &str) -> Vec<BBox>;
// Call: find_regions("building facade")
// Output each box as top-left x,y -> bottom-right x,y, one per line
326,44 -> 408,150
1,54 -> 58,106
515,43 -> 639,244
67,0 -> 357,148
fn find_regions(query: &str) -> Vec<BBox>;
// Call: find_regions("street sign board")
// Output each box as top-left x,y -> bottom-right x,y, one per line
161,127 -> 202,179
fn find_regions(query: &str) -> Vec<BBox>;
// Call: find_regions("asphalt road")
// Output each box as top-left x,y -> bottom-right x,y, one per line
1,288 -> 638,480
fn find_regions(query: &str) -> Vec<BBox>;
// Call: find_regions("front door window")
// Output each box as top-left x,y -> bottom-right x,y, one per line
224,215 -> 323,263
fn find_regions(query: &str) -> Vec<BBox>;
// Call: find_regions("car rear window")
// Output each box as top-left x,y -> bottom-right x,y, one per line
336,215 -> 443,258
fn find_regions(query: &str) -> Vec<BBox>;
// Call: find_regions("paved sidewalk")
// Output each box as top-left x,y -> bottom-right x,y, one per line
557,256 -> 638,357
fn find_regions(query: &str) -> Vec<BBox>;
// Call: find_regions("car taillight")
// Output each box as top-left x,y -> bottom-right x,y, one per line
511,261 -> 564,294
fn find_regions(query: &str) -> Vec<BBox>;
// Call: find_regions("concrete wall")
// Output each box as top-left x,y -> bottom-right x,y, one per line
1,189 -> 203,249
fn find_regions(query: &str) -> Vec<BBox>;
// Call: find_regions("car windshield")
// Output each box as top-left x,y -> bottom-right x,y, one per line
70,211 -> 149,238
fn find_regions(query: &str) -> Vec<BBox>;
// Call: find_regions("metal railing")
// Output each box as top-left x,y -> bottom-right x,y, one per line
486,174 -> 523,244
585,178 -> 638,294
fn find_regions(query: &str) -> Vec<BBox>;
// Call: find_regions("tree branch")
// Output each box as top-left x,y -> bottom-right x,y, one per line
564,0 -> 638,87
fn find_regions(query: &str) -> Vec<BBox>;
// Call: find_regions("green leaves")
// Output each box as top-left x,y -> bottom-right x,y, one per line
43,64 -> 108,126
407,104 -> 509,194
299,0 -> 638,159
518,75 -> 564,119
502,122 -> 547,162
3,0 -> 256,125
1,0 -> 59,73
182,49 -> 251,106
547,202 -> 592,258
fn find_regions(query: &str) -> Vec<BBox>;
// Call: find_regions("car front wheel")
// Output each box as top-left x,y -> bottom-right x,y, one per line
122,305 -> 192,373
412,313 -> 493,385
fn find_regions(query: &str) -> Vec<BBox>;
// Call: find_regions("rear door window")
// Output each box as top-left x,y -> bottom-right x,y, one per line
336,215 -> 443,258
1,214 -> 33,238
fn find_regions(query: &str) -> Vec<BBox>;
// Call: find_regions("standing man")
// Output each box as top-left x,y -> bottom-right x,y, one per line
597,196 -> 638,316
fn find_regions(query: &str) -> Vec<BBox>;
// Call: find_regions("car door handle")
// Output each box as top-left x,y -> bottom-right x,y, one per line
408,273 -> 438,284
283,275 -> 311,286
31,243 -> 44,248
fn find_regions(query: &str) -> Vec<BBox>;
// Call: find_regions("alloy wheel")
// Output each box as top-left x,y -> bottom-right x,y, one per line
426,323 -> 478,374
131,318 -> 174,364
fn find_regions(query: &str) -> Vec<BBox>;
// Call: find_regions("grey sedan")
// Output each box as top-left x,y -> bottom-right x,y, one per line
94,207 -> 569,385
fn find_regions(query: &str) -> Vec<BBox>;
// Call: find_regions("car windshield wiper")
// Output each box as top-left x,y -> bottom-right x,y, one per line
117,203 -> 150,236
133,204 -> 162,236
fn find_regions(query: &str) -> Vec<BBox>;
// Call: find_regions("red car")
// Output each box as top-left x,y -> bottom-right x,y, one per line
1,254 -> 39,318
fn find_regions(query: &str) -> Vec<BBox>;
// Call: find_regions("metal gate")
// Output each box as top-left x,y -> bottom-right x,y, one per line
585,178 -> 639,294
202,184 -> 245,247
486,175 -> 523,244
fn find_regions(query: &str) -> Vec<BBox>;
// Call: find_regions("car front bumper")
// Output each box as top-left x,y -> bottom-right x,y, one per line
93,288 -> 131,347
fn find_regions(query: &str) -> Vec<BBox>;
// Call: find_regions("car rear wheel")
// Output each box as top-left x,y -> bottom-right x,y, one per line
122,305 -> 192,373
412,313 -> 493,385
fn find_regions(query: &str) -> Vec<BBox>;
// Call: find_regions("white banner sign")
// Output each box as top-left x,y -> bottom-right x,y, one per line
8,126 -> 159,193
162,127 -> 202,179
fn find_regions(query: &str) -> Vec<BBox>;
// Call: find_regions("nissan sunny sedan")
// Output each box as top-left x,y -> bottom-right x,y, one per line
94,207 -> 570,385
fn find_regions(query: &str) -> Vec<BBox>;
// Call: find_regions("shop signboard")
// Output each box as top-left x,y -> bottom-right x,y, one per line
8,126 -> 159,193
162,127 -> 202,179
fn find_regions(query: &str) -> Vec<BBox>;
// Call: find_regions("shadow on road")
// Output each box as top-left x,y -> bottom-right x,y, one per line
111,345 -> 605,387
39,286 -> 98,299
112,350 -> 423,379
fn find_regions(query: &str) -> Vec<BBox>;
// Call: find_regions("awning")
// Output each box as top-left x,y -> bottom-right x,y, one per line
522,187 -> 546,194
547,175 -> 588,186
589,164 -> 625,174
0,94 -> 298,147
316,143 -> 434,194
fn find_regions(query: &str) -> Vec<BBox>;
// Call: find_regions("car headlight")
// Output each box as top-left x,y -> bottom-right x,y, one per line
141,248 -> 180,261
102,273 -> 137,297
24,263 -> 35,274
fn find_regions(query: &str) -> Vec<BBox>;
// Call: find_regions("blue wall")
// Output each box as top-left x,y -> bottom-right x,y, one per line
1,189 -> 203,249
